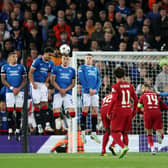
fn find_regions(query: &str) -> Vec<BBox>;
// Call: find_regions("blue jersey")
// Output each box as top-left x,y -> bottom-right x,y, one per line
0,86 -> 6,101
31,57 -> 54,83
78,64 -> 101,94
51,65 -> 76,95
1,64 -> 27,92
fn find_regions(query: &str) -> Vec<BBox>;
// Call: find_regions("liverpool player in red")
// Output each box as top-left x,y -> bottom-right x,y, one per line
137,83 -> 168,154
100,93 -> 116,156
107,67 -> 138,159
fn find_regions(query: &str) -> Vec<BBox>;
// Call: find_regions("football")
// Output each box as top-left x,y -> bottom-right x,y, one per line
59,44 -> 71,55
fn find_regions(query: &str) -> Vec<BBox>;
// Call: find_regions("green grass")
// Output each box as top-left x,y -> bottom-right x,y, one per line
0,153 -> 168,168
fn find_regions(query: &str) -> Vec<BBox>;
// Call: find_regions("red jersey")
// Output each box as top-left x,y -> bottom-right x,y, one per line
100,94 -> 113,115
138,91 -> 168,115
107,81 -> 138,117
100,94 -> 112,129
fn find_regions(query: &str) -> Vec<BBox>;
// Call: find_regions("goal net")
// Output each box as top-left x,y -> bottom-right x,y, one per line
69,51 -> 168,153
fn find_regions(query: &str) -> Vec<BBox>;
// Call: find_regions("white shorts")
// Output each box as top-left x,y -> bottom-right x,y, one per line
31,82 -> 48,104
53,93 -> 75,109
82,93 -> 99,107
6,91 -> 24,108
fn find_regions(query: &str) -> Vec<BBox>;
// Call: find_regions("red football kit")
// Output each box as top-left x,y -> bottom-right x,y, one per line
137,91 -> 168,130
107,81 -> 138,132
100,94 -> 113,129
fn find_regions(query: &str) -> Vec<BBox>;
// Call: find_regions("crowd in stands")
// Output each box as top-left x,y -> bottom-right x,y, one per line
0,0 -> 168,135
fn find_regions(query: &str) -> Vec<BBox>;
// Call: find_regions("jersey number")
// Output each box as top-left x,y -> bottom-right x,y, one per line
121,90 -> 130,105
103,94 -> 112,103
146,95 -> 158,105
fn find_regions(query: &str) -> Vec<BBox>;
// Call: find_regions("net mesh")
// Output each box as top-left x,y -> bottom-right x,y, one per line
72,52 -> 168,135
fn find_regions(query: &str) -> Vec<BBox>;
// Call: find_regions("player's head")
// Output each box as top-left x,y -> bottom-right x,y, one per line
141,83 -> 151,93
62,55 -> 70,67
85,53 -> 93,65
113,66 -> 125,79
43,47 -> 54,61
8,52 -> 17,64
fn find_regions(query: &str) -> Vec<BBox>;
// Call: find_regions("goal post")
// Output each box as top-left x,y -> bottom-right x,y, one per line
69,51 -> 168,153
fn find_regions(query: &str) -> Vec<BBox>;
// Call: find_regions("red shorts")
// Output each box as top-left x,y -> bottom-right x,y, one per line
144,112 -> 163,130
110,112 -> 132,132
101,112 -> 110,129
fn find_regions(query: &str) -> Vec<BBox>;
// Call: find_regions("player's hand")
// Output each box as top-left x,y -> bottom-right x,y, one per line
107,113 -> 111,119
45,82 -> 49,88
13,88 -> 20,96
89,89 -> 95,96
32,83 -> 38,89
140,114 -> 144,119
59,89 -> 66,97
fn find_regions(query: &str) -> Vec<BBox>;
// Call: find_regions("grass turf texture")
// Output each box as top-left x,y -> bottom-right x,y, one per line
0,153 -> 168,168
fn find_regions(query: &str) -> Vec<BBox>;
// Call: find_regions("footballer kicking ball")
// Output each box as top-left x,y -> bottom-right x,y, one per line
59,44 -> 71,55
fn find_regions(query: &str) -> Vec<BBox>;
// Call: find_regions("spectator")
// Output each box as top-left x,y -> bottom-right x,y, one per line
44,4 -> 56,27
100,32 -> 114,51
0,21 -> 10,40
115,0 -> 131,18
53,17 -> 71,46
91,21 -> 104,44
85,19 -> 95,38
155,62 -> 168,93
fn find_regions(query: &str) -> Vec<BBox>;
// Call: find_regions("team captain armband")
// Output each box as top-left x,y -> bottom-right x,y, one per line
138,103 -> 143,108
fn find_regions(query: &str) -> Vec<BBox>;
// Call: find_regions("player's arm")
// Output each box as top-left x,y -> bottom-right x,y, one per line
28,67 -> 37,89
78,66 -> 89,89
50,74 -> 61,91
137,96 -> 144,114
1,74 -> 11,89
107,87 -> 118,117
158,96 -> 168,110
131,86 -> 138,118
1,65 -> 12,90
64,78 -> 75,92
94,69 -> 101,93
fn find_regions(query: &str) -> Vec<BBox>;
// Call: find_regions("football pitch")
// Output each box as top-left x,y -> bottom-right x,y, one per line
0,153 -> 168,168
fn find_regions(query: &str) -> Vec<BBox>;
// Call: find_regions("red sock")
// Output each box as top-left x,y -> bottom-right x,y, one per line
111,132 -> 124,148
102,132 -> 109,153
147,135 -> 154,147
161,133 -> 164,139
123,133 -> 128,146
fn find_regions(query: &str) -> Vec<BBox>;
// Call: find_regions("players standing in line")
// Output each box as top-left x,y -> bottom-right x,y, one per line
107,67 -> 138,159
51,54 -> 76,129
100,93 -> 116,156
137,83 -> 168,154
29,47 -> 54,134
78,54 -> 101,143
1,52 -> 27,141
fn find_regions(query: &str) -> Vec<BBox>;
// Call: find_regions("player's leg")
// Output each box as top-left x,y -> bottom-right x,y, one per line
110,116 -> 128,158
146,129 -> 155,154
31,83 -> 43,134
40,84 -> 53,131
15,91 -> 24,141
90,94 -> 100,143
101,127 -> 110,156
156,129 -> 164,144
53,93 -> 63,130
101,112 -> 111,155
154,113 -> 164,144
81,94 -> 90,143
6,92 -> 15,140
64,94 -> 76,118
0,101 -> 8,134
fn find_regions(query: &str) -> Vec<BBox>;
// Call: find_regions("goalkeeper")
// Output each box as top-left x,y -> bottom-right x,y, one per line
50,131 -> 84,153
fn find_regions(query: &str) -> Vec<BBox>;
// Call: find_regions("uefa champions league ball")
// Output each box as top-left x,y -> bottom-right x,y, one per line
59,44 -> 71,55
